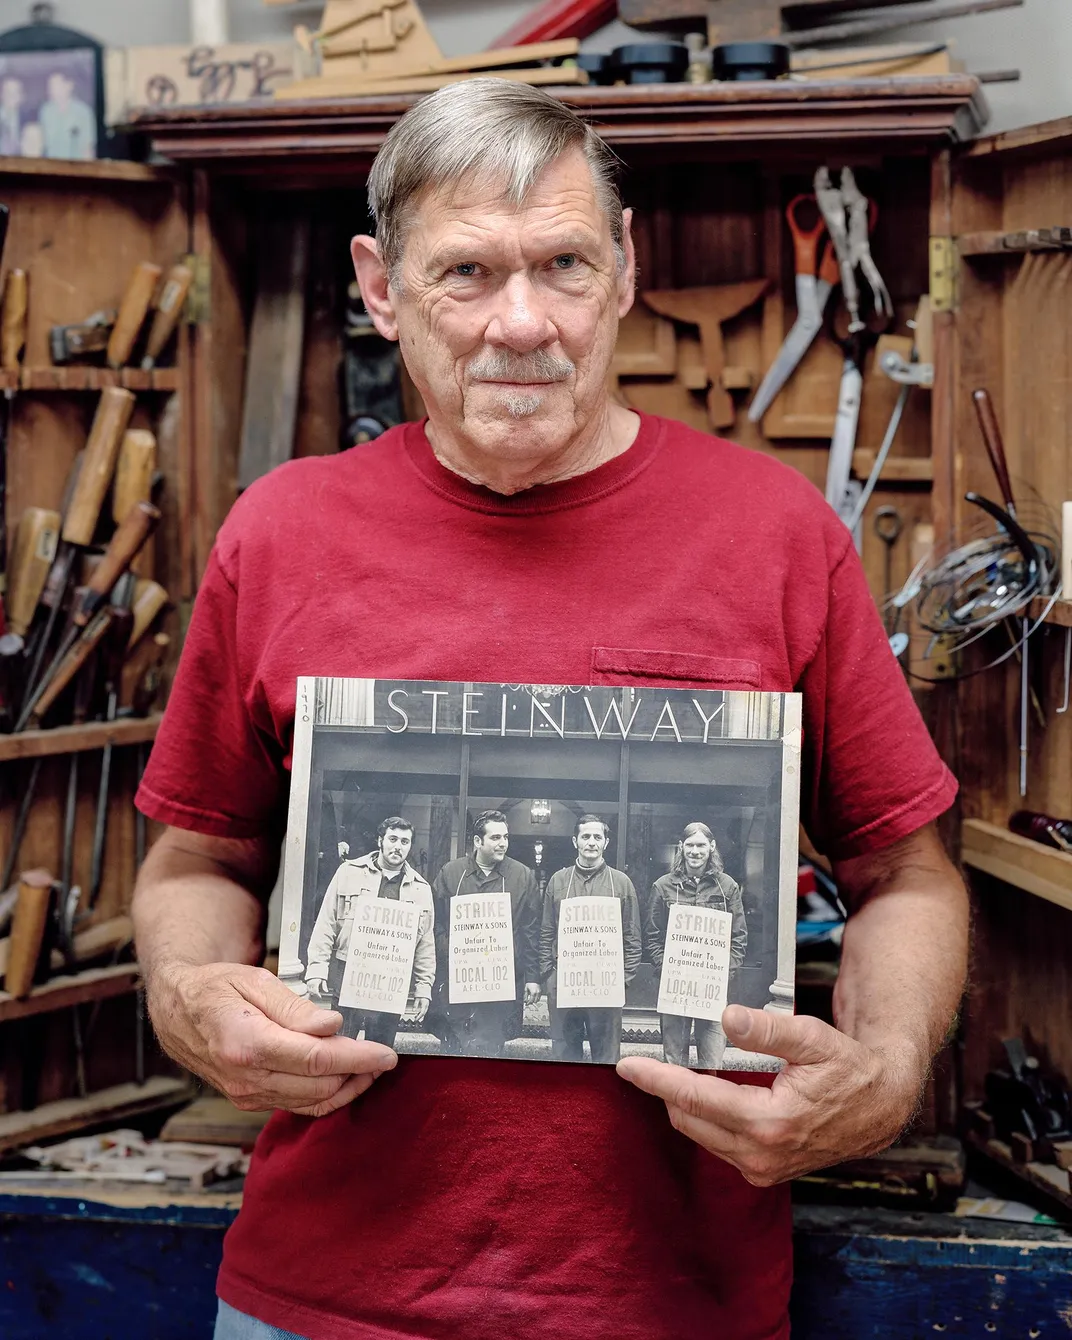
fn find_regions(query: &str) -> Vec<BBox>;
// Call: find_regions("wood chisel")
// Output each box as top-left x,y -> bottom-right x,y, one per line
107,262 -> 162,368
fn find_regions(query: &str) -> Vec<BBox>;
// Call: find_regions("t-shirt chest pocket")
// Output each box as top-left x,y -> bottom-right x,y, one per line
590,647 -> 762,691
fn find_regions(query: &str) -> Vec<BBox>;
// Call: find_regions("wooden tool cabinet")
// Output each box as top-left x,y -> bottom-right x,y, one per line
2,79 -> 1071,1207
0,157 -> 193,1143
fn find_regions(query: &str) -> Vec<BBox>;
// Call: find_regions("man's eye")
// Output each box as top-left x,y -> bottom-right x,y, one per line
553,254 -> 578,269
452,262 -> 479,277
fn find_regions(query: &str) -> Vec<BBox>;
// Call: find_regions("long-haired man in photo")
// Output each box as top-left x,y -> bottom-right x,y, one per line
648,820 -> 748,1070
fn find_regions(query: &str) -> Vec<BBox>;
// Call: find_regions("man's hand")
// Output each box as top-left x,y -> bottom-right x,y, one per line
616,1004 -> 921,1186
306,977 -> 328,998
148,962 -> 397,1118
404,995 -> 430,1025
523,981 -> 541,1006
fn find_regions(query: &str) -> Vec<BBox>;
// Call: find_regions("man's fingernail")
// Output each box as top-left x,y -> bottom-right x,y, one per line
726,1006 -> 750,1037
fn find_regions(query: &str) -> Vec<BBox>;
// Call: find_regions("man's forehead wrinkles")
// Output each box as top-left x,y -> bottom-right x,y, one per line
420,218 -> 606,271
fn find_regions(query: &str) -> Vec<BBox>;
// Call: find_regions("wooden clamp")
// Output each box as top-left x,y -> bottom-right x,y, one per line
641,279 -> 770,428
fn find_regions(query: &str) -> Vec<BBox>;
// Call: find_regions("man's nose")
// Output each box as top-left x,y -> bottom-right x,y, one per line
485,273 -> 555,352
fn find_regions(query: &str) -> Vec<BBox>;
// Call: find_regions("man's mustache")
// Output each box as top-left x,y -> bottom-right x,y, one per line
468,349 -> 575,383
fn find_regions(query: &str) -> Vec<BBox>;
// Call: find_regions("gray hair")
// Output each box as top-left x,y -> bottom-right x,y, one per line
367,78 -> 625,289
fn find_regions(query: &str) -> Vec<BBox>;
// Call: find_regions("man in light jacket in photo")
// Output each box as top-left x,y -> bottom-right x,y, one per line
305,815 -> 434,1046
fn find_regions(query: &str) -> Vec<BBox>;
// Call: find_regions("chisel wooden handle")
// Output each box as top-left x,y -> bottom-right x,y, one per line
62,387 -> 136,545
107,262 -> 162,368
971,389 -> 1017,515
72,500 -> 161,626
4,869 -> 53,999
112,430 -> 157,522
0,268 -> 28,370
32,608 -> 113,721
128,578 -> 169,648
7,507 -> 60,637
141,264 -> 193,369
114,429 -> 158,577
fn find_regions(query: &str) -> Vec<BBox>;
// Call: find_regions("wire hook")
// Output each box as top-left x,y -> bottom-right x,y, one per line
1058,625 -> 1071,715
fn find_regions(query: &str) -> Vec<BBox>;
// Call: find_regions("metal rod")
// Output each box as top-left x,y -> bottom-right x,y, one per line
1058,626 -> 1071,715
1019,615 -> 1029,797
1,756 -> 43,891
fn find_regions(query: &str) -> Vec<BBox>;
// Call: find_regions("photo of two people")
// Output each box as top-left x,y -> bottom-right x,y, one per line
279,677 -> 802,1071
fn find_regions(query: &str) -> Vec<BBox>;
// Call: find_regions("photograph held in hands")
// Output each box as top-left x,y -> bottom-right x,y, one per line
279,676 -> 801,1070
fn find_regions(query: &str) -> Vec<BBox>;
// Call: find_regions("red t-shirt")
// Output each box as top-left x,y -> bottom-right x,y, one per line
138,414 -> 956,1340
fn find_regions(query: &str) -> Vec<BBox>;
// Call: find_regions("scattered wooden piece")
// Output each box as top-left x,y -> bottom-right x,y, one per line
1010,1131 -> 1034,1165
160,1094 -> 271,1150
0,1078 -> 196,1157
0,914 -> 133,981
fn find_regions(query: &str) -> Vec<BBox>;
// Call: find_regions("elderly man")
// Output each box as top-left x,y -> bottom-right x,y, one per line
430,808 -> 541,1056
133,78 -> 967,1340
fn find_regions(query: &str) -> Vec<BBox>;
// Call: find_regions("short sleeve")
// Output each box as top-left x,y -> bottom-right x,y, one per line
135,546 -> 287,839
799,536 -> 957,861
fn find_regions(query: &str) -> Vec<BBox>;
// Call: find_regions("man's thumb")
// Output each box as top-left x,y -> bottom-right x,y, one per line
237,968 -> 342,1035
722,1004 -> 834,1066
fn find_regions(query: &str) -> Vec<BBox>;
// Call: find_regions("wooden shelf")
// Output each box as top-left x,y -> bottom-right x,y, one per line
128,76 -> 988,171
0,963 -> 141,1024
1030,597 -> 1072,630
0,1077 -> 197,1158
959,227 -> 1072,257
0,154 -> 180,185
961,819 -> 1072,912
0,714 -> 161,763
0,368 -> 179,393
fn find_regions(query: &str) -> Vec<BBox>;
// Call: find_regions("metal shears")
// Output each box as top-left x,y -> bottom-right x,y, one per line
813,168 -> 893,532
748,194 -> 839,424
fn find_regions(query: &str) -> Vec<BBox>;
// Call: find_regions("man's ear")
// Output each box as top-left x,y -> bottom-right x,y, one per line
617,207 -> 636,320
351,235 -> 399,342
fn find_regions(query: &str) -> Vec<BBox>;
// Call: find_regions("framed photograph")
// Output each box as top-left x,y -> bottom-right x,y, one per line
279,677 -> 802,1071
0,13 -> 107,161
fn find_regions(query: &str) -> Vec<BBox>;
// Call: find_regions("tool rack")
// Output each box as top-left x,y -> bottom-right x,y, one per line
0,155 -> 189,1145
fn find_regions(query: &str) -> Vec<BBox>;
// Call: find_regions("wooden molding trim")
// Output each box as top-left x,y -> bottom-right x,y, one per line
127,76 -> 988,168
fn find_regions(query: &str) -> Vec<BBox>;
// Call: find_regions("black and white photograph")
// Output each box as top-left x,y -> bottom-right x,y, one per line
279,677 -> 802,1070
